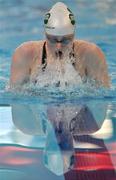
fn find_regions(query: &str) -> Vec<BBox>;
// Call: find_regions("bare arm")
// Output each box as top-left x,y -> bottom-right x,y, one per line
10,43 -> 33,87
83,44 -> 110,87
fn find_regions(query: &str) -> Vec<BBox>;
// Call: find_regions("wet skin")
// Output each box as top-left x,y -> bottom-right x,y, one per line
10,35 -> 110,87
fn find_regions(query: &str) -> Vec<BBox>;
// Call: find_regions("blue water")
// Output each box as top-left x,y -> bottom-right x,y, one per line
0,0 -> 116,103
0,0 -> 116,180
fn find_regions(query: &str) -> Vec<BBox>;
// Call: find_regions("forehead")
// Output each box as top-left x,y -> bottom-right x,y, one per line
45,33 -> 74,39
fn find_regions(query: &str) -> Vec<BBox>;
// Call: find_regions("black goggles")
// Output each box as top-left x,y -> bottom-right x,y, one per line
46,34 -> 74,45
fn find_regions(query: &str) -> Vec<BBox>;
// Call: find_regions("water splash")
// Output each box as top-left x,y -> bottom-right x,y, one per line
1,45 -> 116,104
30,50 -> 82,89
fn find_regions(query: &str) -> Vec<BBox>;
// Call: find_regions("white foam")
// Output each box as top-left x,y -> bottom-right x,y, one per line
33,54 -> 82,89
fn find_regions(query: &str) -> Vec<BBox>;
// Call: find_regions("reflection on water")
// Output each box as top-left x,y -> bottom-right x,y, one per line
0,0 -> 116,179
0,102 -> 116,179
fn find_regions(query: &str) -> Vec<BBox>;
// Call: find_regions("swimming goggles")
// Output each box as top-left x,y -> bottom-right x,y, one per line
46,34 -> 74,45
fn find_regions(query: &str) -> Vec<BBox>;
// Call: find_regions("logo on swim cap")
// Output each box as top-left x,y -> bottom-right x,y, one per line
44,2 -> 76,36
67,8 -> 75,25
44,13 -> 51,24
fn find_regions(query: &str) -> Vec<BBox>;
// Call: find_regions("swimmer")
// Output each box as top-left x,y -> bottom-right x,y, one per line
10,2 -> 110,88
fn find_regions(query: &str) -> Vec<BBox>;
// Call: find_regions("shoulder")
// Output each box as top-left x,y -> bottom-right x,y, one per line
13,40 -> 45,57
12,40 -> 45,65
74,39 -> 105,59
73,40 -> 110,87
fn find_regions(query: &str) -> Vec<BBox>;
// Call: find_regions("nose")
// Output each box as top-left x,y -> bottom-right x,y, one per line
56,42 -> 62,49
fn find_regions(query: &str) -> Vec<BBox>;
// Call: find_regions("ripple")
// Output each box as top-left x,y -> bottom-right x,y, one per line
0,0 -> 116,105
0,80 -> 114,105
106,18 -> 116,25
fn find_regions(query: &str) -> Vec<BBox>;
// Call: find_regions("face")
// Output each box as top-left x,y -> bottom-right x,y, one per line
46,33 -> 74,59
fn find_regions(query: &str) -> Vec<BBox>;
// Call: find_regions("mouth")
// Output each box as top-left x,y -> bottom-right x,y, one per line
55,50 -> 63,59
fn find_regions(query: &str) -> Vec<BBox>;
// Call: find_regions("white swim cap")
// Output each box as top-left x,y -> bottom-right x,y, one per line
44,2 -> 76,36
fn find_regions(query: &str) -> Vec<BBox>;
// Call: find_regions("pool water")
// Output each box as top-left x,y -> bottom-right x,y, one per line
0,0 -> 116,180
